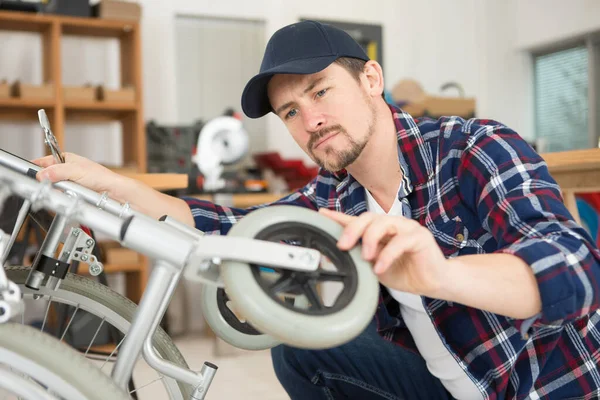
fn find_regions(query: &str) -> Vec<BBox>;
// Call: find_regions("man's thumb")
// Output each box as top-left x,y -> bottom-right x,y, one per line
36,164 -> 74,183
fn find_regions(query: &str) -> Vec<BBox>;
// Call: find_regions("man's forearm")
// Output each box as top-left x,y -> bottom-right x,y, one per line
112,175 -> 195,227
431,254 -> 542,320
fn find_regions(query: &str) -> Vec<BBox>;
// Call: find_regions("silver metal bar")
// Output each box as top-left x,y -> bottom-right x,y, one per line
0,148 -> 150,222
190,235 -> 320,272
26,213 -> 69,290
141,262 -> 208,390
111,264 -> 179,389
192,362 -> 218,399
160,215 -> 204,240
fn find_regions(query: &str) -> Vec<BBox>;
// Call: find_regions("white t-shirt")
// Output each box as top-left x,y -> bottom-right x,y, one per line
364,188 -> 483,400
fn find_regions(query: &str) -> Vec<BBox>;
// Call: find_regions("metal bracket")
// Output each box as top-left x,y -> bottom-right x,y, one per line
58,227 -> 103,276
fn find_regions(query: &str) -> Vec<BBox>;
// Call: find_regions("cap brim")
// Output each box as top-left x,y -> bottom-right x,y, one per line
241,55 -> 338,119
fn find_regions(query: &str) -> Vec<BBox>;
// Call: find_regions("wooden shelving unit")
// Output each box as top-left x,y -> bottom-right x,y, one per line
0,10 -> 161,304
0,10 -> 146,172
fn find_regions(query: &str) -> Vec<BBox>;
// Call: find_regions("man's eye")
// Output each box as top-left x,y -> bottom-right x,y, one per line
316,89 -> 327,97
286,109 -> 298,119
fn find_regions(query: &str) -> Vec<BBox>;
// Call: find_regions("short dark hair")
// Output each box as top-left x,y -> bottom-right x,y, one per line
334,57 -> 385,99
334,57 -> 367,81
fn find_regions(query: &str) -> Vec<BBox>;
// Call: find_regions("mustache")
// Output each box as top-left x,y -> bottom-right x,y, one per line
309,125 -> 346,150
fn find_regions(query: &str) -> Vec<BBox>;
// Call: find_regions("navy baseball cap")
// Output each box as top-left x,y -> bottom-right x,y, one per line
241,20 -> 370,119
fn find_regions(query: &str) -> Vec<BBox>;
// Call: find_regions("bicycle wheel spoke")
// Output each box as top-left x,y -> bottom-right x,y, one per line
84,317 -> 106,357
129,374 -> 165,395
40,297 -> 52,333
59,305 -> 79,342
100,335 -> 126,371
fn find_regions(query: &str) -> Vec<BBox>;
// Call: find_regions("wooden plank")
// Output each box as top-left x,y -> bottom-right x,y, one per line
191,193 -> 284,208
0,10 -> 52,32
0,10 -> 135,37
0,98 -> 55,109
542,148 -> 600,173
549,169 -> 600,192
116,173 -> 189,190
65,101 -> 136,111
61,16 -> 136,38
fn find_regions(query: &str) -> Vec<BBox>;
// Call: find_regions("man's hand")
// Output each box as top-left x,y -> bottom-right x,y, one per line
319,208 -> 448,297
32,152 -> 195,226
32,152 -> 130,201
319,208 -> 543,319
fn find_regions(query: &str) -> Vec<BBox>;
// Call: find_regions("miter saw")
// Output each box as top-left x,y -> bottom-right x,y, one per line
191,113 -> 250,192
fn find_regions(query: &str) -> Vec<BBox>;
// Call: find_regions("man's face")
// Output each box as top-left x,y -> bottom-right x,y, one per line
267,63 -> 376,172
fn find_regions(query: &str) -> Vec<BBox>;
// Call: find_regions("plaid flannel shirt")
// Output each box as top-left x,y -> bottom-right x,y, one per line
183,105 -> 600,399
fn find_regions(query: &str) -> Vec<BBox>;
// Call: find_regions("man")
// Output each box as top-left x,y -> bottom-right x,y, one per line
34,20 -> 600,399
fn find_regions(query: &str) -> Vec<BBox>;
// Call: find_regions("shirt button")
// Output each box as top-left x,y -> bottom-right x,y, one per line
455,233 -> 465,242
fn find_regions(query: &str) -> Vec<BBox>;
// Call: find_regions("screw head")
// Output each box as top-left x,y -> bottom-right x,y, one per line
89,264 -> 102,276
81,255 -> 88,261
86,239 -> 94,246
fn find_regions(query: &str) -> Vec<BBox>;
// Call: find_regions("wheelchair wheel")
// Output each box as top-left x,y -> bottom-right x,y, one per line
200,284 -> 280,350
220,206 -> 379,349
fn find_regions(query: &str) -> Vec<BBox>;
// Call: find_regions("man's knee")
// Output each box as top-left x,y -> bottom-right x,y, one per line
271,344 -> 314,380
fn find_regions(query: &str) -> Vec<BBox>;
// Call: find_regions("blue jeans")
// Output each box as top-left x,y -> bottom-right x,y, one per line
270,320 -> 453,400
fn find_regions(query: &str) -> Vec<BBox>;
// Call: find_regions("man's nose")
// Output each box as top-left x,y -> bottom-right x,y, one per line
302,107 -> 326,132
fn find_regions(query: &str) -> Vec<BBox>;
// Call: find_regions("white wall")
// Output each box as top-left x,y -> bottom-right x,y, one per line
516,0 -> 600,50
2,1 -> 599,164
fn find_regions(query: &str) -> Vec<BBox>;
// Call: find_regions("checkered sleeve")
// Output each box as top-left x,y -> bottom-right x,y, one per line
180,178 -> 319,236
457,122 -> 600,337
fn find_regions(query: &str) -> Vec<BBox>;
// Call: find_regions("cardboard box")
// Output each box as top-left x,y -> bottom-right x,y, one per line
63,85 -> 96,102
97,85 -> 135,102
0,80 -> 10,99
11,81 -> 54,99
92,0 -> 141,21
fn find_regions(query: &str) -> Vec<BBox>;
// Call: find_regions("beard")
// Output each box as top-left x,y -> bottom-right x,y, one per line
308,99 -> 376,172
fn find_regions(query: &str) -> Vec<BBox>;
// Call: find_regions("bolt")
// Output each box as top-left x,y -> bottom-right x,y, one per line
86,239 -> 94,246
81,255 -> 88,261
72,230 -> 79,237
90,264 -> 102,276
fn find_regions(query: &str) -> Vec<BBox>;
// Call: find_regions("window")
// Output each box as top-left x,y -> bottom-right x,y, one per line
533,38 -> 600,152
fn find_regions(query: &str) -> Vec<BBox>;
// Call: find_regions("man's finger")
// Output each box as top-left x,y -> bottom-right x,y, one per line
361,218 -> 398,261
336,212 -> 376,250
30,155 -> 57,168
318,208 -> 355,225
36,163 -> 81,183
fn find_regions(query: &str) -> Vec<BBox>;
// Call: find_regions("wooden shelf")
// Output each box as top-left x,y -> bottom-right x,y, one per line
0,10 -> 134,37
65,102 -> 137,122
61,16 -> 136,38
1,9 -> 148,305
0,98 -> 54,120
0,98 -> 54,108
0,10 -> 52,32
65,101 -> 136,111
191,192 -> 285,208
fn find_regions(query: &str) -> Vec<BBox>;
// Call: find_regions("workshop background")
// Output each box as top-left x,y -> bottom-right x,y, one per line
1,0 -> 600,399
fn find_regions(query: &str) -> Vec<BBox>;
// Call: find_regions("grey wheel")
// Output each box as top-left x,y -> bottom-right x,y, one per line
220,205 -> 380,349
200,284 -> 281,350
0,322 -> 129,400
6,266 -> 192,399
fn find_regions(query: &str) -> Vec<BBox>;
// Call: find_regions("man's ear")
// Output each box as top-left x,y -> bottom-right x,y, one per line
362,60 -> 385,98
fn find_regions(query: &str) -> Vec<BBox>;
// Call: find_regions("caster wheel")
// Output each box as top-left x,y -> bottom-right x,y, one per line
200,283 -> 281,350
220,205 -> 379,349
